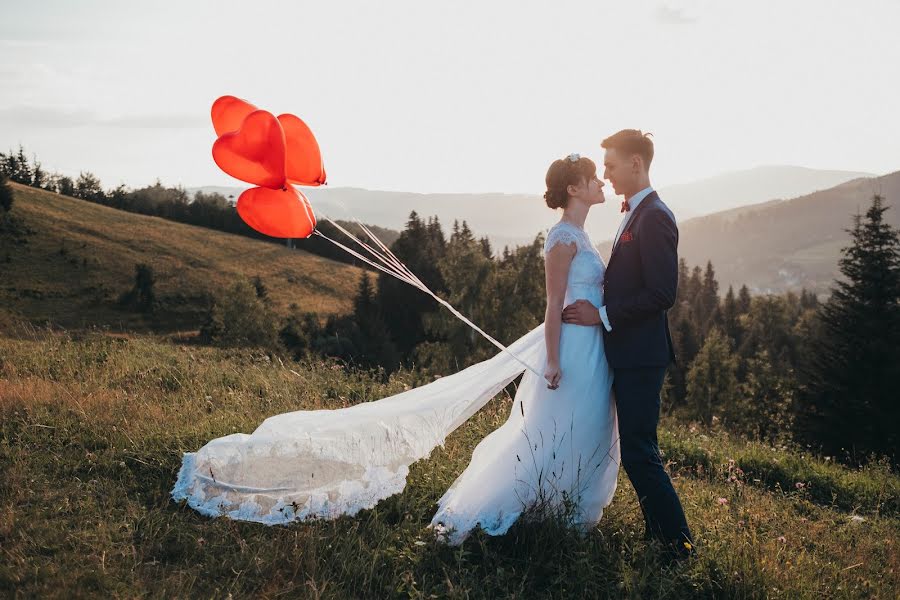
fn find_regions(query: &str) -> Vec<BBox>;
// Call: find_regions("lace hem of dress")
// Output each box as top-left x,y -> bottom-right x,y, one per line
172,452 -> 411,525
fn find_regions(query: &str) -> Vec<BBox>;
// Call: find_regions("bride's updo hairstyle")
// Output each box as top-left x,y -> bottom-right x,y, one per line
543,154 -> 597,209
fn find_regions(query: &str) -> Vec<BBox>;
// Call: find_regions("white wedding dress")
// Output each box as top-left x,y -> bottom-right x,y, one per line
172,221 -> 619,545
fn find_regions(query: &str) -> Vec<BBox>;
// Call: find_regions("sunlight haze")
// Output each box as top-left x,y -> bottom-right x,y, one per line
2,0 -> 898,200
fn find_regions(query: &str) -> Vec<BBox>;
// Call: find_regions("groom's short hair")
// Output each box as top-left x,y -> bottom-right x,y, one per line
601,129 -> 654,169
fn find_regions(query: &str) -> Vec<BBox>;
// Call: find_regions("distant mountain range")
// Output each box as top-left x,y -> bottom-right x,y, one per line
190,165 -> 873,250
599,170 -> 900,294
192,166 -> 896,294
660,165 -> 873,220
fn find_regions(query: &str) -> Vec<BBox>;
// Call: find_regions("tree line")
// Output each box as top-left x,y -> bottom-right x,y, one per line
5,145 -> 896,466
113,194 -> 897,468
0,145 -> 375,265
204,195 -> 898,467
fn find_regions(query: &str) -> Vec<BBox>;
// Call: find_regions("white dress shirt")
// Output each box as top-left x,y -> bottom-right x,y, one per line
599,186 -> 654,332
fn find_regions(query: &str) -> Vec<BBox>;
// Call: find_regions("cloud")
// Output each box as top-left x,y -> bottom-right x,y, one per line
655,4 -> 698,25
0,105 -> 206,129
0,106 -> 95,128
99,114 -> 207,129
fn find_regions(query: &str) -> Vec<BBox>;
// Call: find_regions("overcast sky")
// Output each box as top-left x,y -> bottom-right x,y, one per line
1,0 -> 898,194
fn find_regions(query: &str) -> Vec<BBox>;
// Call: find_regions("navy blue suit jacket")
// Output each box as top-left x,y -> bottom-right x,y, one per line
603,191 -> 678,369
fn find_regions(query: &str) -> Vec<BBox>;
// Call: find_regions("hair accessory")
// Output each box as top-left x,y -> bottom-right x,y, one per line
566,153 -> 581,163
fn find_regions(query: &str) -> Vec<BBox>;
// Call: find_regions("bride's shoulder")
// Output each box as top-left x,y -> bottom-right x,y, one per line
544,221 -> 582,254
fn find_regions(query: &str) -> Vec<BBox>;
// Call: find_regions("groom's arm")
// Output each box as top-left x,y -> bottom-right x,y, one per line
604,209 -> 678,328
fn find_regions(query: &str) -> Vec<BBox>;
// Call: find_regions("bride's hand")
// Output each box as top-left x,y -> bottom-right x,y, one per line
544,361 -> 561,390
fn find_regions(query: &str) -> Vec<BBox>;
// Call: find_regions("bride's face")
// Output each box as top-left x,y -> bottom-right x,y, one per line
570,174 -> 606,206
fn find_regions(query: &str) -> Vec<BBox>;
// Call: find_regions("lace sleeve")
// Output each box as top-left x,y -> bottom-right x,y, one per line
543,224 -> 580,255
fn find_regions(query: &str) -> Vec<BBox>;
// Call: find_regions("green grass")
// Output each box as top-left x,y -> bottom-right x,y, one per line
2,327 -> 897,598
0,183 -> 361,332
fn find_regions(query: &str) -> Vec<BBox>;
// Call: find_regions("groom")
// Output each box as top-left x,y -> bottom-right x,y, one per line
562,129 -> 693,555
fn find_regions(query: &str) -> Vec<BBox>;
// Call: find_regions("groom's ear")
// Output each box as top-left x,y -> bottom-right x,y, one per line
631,153 -> 645,173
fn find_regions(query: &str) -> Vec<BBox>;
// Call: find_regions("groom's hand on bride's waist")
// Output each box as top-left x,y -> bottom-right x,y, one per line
562,300 -> 601,326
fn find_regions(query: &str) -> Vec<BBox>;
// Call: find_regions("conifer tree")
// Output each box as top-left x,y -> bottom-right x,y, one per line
686,327 -> 739,427
377,212 -> 447,358
0,174 -> 13,213
722,285 -> 741,344
737,284 -> 752,314
802,195 -> 900,464
699,260 -> 720,324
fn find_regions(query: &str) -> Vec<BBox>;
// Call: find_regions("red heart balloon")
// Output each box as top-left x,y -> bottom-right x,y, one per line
236,185 -> 317,239
278,113 -> 327,186
212,110 -> 287,190
211,95 -> 258,136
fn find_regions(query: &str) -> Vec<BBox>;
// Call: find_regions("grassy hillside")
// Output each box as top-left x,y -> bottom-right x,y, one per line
1,328 -> 897,598
0,182 -> 361,332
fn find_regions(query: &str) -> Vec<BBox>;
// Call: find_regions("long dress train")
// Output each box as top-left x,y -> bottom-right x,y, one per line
172,221 -> 619,544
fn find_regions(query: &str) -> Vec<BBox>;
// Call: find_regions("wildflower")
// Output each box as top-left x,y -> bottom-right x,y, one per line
683,542 -> 693,551
777,536 -> 786,543
717,497 -> 728,505
849,515 -> 866,523
795,482 -> 805,490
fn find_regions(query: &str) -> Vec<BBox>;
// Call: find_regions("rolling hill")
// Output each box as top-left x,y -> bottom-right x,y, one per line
659,165 -> 873,220
0,182 -> 362,331
599,170 -> 900,293
192,165 -> 873,250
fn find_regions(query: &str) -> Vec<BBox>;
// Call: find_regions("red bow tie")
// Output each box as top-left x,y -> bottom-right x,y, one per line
620,200 -> 631,213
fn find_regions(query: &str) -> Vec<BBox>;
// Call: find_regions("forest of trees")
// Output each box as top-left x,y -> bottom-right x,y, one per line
0,145 -> 373,266
273,198 -> 898,468
4,146 -> 897,467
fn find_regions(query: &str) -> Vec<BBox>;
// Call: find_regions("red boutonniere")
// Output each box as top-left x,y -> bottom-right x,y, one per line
620,230 -> 634,243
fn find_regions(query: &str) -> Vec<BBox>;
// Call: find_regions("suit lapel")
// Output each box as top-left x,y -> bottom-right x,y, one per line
609,192 -> 657,265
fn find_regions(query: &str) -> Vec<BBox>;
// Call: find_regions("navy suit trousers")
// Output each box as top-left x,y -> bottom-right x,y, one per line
613,366 -> 692,548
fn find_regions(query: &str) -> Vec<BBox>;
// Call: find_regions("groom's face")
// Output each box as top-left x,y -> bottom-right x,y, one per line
602,148 -> 636,198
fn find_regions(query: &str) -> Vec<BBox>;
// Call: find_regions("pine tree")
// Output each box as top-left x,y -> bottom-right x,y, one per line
730,349 -> 795,443
74,171 -> 106,203
0,174 -> 13,213
699,260 -> 720,325
0,146 -> 32,183
737,285 -> 752,314
686,327 -> 739,427
671,258 -> 691,322
30,155 -> 47,189
722,285 -> 741,344
58,176 -> 75,197
353,272 -> 376,321
376,212 -> 447,358
802,195 -> 900,464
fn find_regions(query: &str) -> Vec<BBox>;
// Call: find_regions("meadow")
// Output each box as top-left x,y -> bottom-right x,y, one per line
1,324 -> 897,598
1,183 -> 897,598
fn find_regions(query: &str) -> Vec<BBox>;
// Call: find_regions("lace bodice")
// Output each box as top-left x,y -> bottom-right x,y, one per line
543,221 -> 605,306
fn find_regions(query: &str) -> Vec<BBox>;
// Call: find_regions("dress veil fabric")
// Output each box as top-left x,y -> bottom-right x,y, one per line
172,221 -> 620,544
171,325 -> 547,525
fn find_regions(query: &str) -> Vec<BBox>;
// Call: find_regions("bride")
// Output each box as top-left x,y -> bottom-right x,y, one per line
172,154 -> 620,545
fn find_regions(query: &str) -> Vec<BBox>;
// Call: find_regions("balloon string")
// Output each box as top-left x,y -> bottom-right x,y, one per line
313,222 -> 544,380
312,230 -> 418,287
350,219 -> 425,286
323,218 -> 421,287
326,199 -> 429,287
